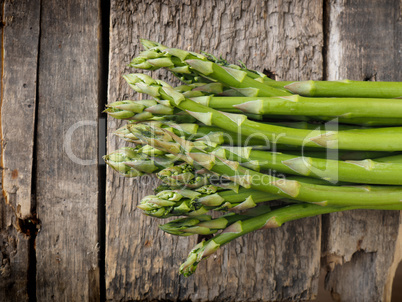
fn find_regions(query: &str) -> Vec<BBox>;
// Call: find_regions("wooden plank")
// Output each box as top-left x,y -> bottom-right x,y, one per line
106,0 -> 323,300
1,0 -> 40,220
35,1 -> 102,300
322,0 -> 402,301
0,0 -> 41,300
0,186 -> 30,301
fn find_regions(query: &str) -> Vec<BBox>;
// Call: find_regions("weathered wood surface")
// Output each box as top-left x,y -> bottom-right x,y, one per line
0,186 -> 29,302
322,0 -> 402,301
35,0 -> 102,300
0,0 -> 40,301
0,0 -> 401,301
106,0 -> 324,301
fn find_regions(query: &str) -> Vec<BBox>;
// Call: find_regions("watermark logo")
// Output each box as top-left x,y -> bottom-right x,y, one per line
64,118 -> 106,166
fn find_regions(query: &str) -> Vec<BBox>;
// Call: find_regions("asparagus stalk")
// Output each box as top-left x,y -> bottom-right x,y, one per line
138,39 -> 276,86
125,73 -> 402,151
263,114 -> 402,127
122,122 -> 395,160
374,154 -> 402,163
143,128 -> 402,207
137,186 -> 280,218
130,46 -> 290,97
106,99 -> 402,128
103,147 -> 175,176
283,150 -> 393,161
125,121 -> 320,151
180,202 -> 402,276
244,149 -> 402,185
285,80 -> 402,98
104,99 -> 173,120
129,119 -> 402,185
104,147 -> 144,177
189,95 -> 402,118
159,205 -> 273,236
105,100 -> 200,123
112,123 -> 400,185
191,151 -> 402,207
319,116 -> 402,127
138,40 -> 302,95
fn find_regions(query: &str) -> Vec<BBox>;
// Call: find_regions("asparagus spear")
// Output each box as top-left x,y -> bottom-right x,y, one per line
111,123 -> 400,185
122,122 -> 394,160
245,149 -> 402,185
125,73 -> 402,151
103,147 -> 175,176
130,120 -> 402,185
104,147 -> 144,177
138,39 -> 278,86
137,186 -> 280,218
106,98 -> 402,128
318,116 -> 402,127
190,151 -> 402,207
130,46 -> 290,97
124,121 -> 319,151
262,114 -> 402,127
139,127 -> 402,207
374,154 -> 402,163
284,150 -> 393,161
137,39 -> 308,96
105,99 -> 200,123
189,95 -> 402,118
159,205 -> 273,236
104,99 -> 173,120
179,202 -> 402,276
285,80 -> 402,98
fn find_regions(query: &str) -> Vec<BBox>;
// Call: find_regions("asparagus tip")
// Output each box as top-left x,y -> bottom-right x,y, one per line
185,59 -> 214,75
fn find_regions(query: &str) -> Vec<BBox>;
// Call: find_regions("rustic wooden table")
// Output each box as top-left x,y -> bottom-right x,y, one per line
0,0 -> 401,301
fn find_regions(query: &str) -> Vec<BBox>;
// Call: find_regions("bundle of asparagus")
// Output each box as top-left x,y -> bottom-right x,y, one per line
105,39 -> 402,276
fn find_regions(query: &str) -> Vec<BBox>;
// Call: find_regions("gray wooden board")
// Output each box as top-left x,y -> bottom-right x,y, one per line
1,0 -> 39,220
106,0 -> 323,300
322,0 -> 402,301
0,0 -> 41,300
35,1 -> 101,301
0,188 -> 29,301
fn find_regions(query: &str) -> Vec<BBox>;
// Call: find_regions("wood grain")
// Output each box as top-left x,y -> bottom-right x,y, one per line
0,0 -> 40,219
0,185 -> 29,301
323,0 -> 402,301
106,0 -> 323,300
34,1 -> 101,300
0,0 -> 41,300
